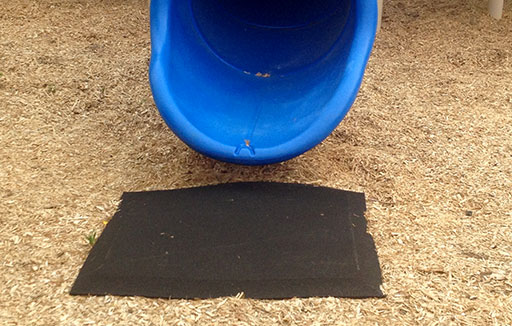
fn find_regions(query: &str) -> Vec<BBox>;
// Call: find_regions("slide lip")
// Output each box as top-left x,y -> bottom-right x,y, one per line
149,0 -> 378,165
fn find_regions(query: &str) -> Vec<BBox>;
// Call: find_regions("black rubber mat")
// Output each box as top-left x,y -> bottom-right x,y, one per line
71,182 -> 383,299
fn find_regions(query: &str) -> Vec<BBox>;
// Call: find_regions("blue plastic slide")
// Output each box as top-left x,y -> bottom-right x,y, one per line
149,0 -> 377,165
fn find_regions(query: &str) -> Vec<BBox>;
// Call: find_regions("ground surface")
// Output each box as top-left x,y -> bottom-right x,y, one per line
1,0 -> 511,325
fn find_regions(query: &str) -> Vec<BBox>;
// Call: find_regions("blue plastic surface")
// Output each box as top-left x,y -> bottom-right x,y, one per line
149,0 -> 377,165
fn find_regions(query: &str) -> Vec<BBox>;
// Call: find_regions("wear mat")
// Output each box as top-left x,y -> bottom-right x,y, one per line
71,182 -> 383,299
